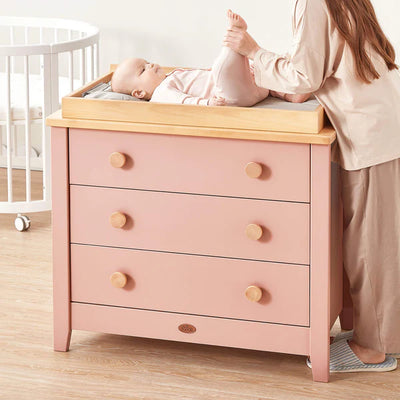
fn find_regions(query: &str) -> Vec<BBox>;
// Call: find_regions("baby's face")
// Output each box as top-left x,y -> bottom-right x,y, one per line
112,58 -> 166,100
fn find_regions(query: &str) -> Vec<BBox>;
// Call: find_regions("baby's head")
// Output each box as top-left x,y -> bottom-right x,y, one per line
111,58 -> 166,100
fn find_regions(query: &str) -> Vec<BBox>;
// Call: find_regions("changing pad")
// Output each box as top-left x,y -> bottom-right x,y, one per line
83,81 -> 320,111
252,95 -> 320,110
0,73 -> 81,121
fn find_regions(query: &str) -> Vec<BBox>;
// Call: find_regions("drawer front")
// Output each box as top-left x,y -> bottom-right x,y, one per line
69,128 -> 310,202
71,302 -> 310,356
70,185 -> 310,264
71,244 -> 310,326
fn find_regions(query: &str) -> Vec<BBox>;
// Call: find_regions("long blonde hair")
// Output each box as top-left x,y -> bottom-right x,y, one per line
325,0 -> 398,83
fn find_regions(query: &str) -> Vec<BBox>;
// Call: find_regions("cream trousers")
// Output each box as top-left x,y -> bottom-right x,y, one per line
340,157 -> 400,353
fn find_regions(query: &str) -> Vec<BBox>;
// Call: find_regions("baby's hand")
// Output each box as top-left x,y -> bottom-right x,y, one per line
209,95 -> 227,106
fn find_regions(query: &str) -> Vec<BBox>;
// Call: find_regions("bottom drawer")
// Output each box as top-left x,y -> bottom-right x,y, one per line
71,244 -> 309,326
71,302 -> 310,356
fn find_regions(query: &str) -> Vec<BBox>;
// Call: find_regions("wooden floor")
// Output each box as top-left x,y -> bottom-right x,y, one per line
1,169 -> 399,400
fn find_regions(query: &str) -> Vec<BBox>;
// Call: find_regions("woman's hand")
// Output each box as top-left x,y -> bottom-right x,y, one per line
223,27 -> 261,60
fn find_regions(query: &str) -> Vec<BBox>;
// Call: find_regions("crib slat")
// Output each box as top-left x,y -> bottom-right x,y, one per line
42,54 -> 52,203
80,48 -> 86,85
5,56 -> 13,202
90,45 -> 94,81
9,26 -> 15,73
68,30 -> 74,91
95,42 -> 99,77
69,50 -> 74,92
24,55 -> 32,202
24,26 -> 29,44
50,53 -> 59,112
81,31 -> 86,84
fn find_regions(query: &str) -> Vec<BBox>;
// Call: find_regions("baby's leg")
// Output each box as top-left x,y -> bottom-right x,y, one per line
211,10 -> 269,107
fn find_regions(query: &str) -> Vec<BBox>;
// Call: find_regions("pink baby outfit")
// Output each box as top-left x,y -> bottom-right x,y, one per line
150,48 -> 269,106
150,68 -> 214,106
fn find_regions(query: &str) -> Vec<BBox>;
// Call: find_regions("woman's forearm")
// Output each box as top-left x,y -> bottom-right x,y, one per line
252,47 -> 324,94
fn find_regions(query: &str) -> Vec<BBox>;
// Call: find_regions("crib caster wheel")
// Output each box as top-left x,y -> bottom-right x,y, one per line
15,215 -> 31,232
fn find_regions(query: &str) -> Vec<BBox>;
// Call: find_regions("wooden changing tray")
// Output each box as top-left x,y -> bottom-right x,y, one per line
60,66 -> 327,135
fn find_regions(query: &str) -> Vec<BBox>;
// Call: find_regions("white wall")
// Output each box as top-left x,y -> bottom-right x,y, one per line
2,0 -> 399,74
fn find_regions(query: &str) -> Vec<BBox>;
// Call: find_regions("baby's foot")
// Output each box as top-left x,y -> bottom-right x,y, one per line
227,9 -> 247,31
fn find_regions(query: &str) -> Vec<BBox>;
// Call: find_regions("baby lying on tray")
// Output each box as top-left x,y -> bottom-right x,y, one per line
111,10 -> 311,107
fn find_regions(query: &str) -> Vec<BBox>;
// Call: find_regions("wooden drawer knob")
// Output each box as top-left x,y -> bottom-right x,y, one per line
110,272 -> 128,288
245,223 -> 263,240
245,285 -> 263,302
110,211 -> 127,228
245,162 -> 262,178
109,152 -> 126,168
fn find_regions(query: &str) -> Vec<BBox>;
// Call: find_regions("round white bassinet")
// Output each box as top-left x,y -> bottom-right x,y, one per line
0,16 -> 99,230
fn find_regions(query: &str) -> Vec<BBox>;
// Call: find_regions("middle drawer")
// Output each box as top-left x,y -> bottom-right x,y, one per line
70,185 -> 309,264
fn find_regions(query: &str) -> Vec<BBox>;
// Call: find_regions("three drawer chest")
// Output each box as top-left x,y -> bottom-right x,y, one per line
47,69 -> 345,383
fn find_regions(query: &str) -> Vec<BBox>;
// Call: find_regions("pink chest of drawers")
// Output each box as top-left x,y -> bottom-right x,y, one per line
48,80 -> 343,383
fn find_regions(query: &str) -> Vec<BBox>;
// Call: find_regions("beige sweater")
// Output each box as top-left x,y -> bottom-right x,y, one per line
253,0 -> 400,171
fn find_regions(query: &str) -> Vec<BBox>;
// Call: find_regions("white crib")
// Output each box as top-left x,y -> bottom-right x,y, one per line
0,17 -> 99,230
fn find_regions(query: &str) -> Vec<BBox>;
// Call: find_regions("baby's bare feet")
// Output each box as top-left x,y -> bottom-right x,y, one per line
227,9 -> 247,31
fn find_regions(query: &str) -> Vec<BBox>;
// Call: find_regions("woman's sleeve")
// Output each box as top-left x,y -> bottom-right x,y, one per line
253,0 -> 332,94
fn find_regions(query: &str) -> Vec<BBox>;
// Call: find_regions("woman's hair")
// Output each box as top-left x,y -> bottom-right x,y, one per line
325,0 -> 398,83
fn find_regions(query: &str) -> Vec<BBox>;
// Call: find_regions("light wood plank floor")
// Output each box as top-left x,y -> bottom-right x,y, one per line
1,169 -> 399,400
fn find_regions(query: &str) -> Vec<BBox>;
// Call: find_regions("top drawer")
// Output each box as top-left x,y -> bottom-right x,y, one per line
69,129 -> 310,202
